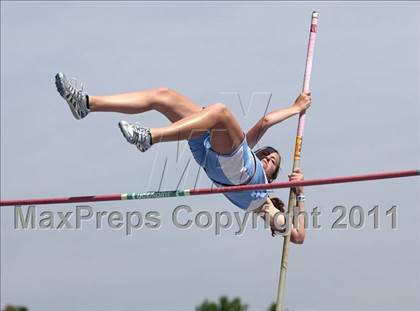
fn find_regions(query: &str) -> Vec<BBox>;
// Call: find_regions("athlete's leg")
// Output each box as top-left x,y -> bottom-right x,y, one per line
55,72 -> 202,122
151,103 -> 245,155
89,88 -> 202,123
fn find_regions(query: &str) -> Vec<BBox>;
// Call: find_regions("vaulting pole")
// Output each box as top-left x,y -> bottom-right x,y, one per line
1,169 -> 418,206
275,11 -> 319,311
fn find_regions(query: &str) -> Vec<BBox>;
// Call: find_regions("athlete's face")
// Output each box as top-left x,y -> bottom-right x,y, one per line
260,151 -> 280,181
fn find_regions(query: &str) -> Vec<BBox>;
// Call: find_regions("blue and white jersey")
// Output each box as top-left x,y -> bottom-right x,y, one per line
188,132 -> 268,210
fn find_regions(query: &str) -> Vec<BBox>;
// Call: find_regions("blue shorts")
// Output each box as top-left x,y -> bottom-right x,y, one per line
188,132 -> 268,210
188,132 -> 255,185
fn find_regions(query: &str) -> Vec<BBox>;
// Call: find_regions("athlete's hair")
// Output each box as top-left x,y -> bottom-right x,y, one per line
270,196 -> 285,212
269,196 -> 285,237
254,146 -> 281,183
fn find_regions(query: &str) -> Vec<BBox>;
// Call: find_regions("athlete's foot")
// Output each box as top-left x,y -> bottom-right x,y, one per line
118,121 -> 152,152
55,72 -> 90,119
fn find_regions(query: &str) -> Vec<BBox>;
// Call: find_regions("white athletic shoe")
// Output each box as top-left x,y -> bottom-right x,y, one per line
55,72 -> 89,119
118,121 -> 152,152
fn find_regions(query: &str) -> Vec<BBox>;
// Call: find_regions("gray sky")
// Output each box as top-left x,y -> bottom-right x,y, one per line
1,2 -> 419,311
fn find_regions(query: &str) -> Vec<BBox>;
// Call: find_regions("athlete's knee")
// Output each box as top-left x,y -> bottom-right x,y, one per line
210,102 -> 229,115
154,87 -> 179,105
209,102 -> 232,123
155,87 -> 174,96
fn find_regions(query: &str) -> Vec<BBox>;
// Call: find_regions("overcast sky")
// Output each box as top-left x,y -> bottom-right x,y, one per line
1,2 -> 419,311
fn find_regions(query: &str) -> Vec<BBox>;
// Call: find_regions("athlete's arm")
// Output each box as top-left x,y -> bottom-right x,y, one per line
246,92 -> 311,149
256,169 -> 306,244
289,168 -> 306,244
290,197 -> 306,244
